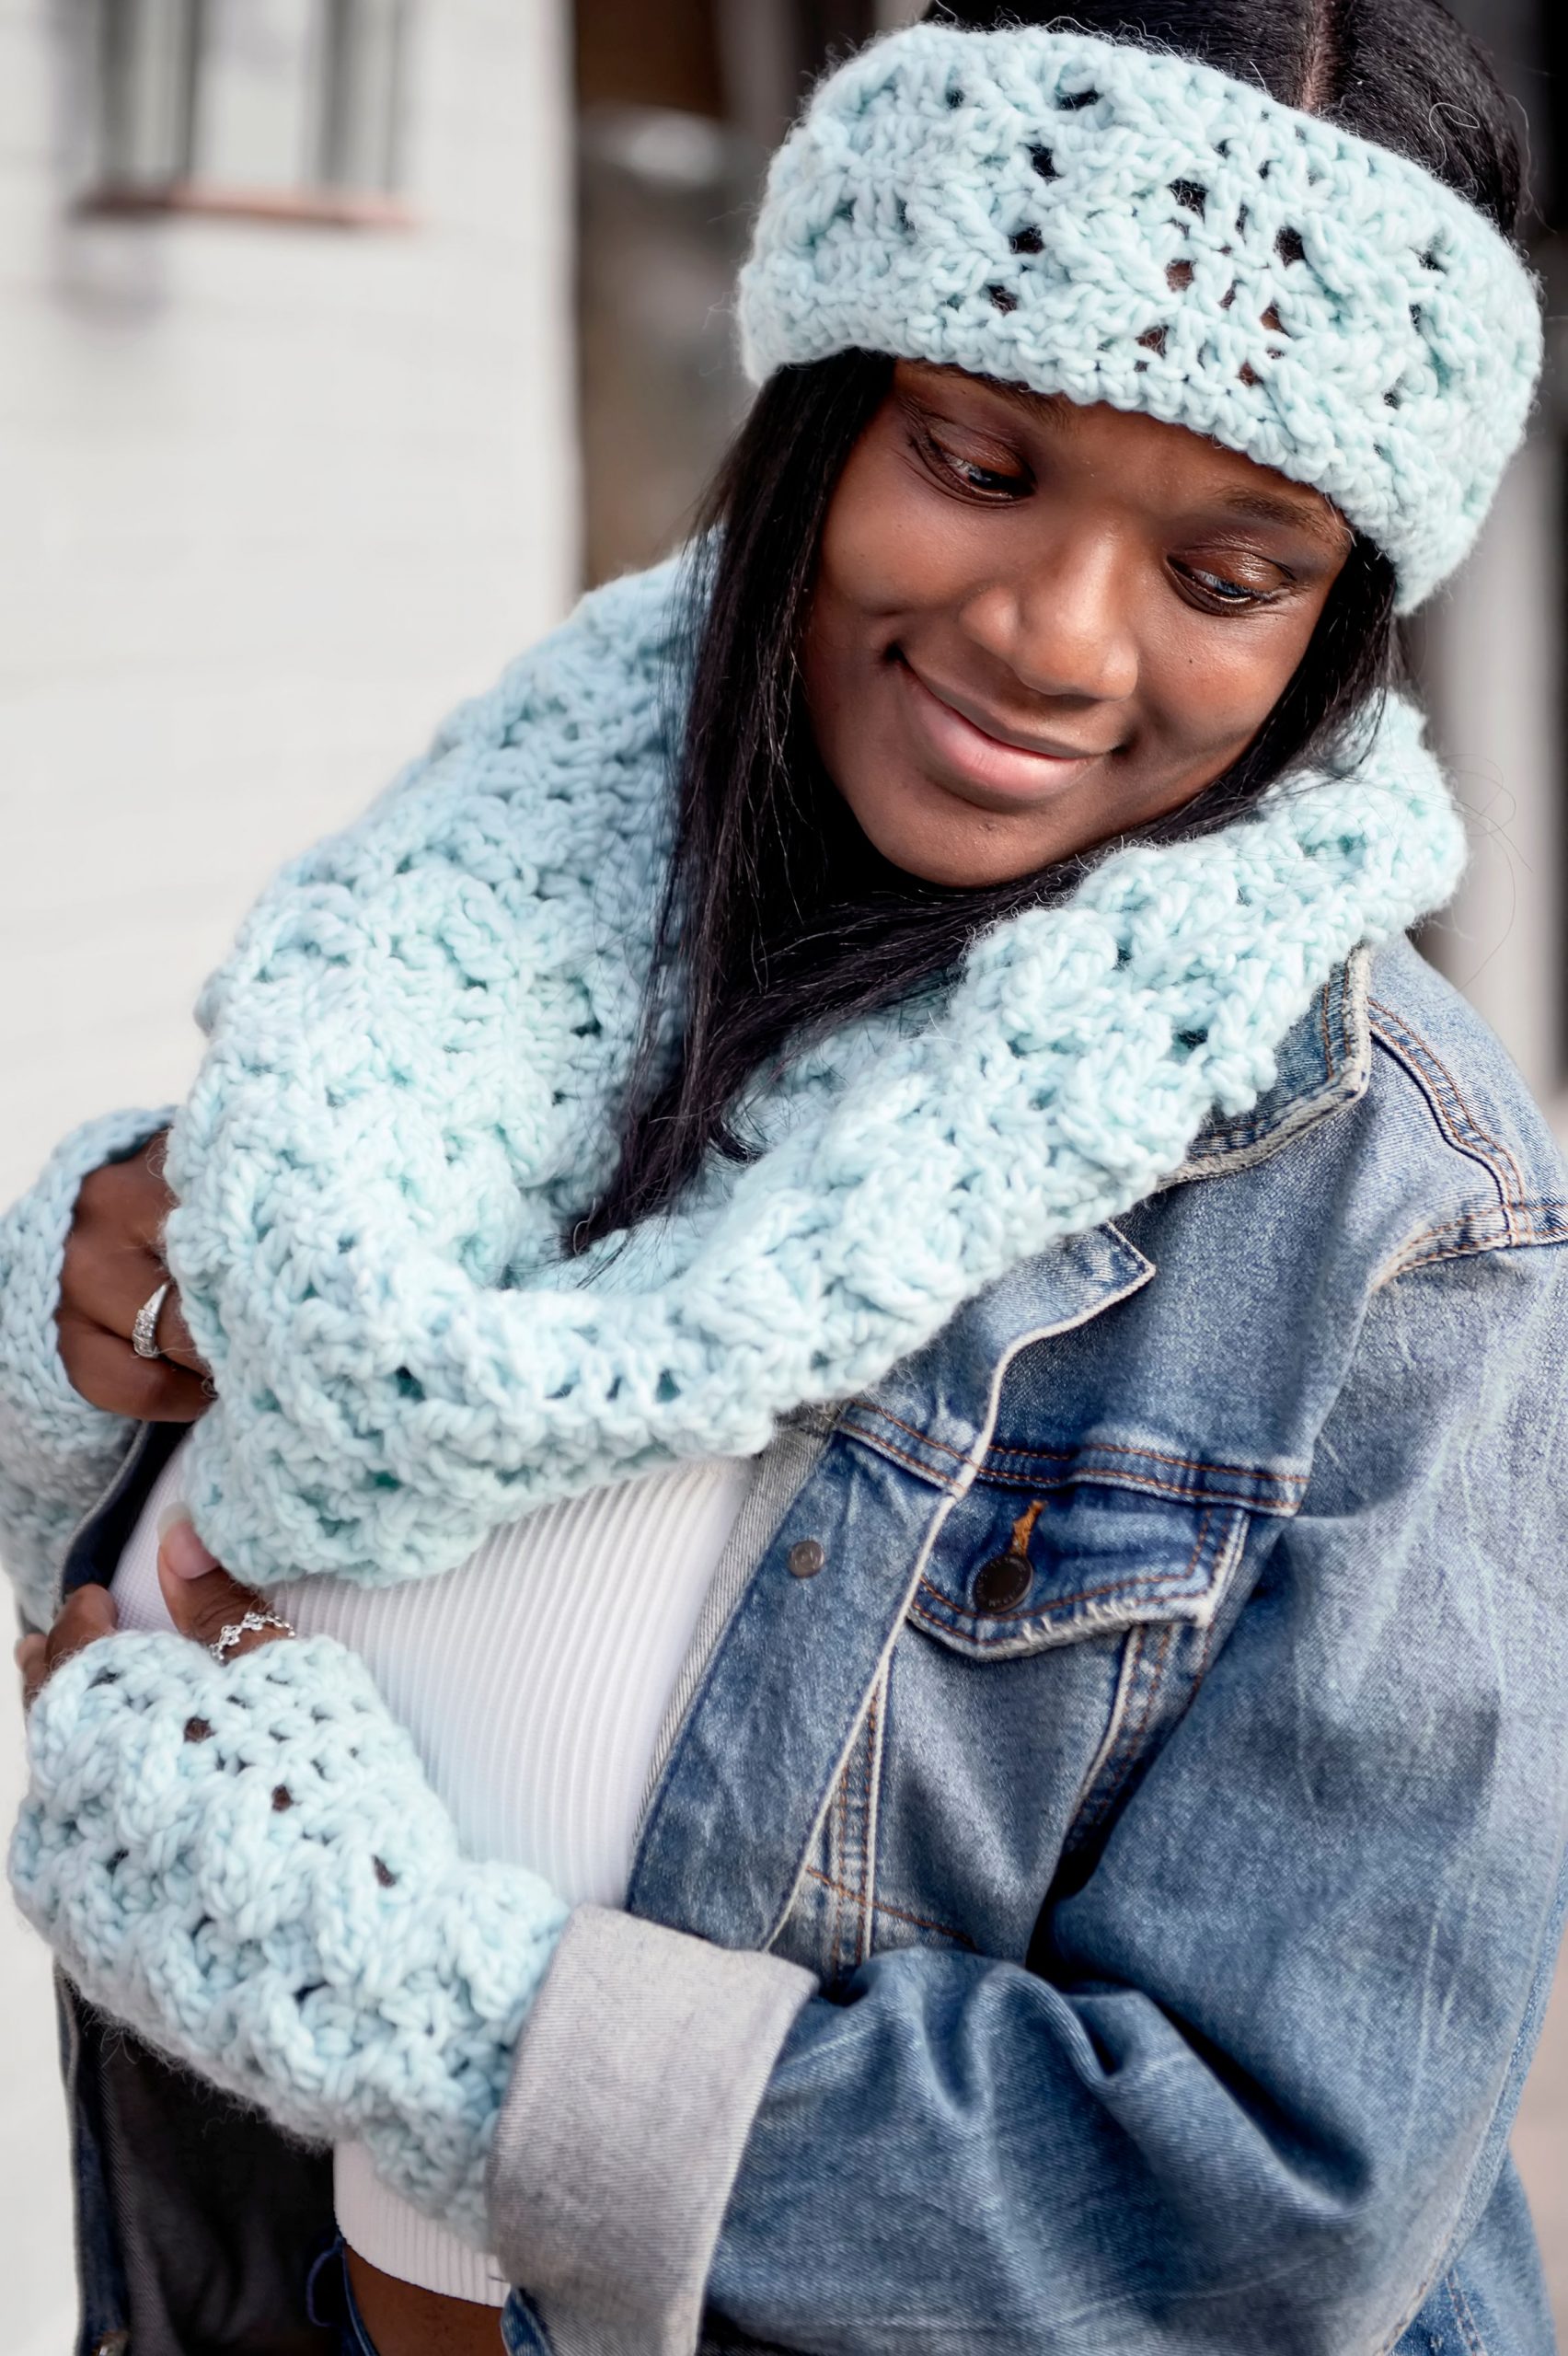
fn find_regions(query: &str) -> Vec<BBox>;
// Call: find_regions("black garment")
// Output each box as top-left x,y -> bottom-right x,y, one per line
56,1426 -> 335,2356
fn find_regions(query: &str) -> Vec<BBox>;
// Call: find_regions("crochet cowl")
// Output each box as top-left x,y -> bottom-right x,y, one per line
11,1633 -> 566,2242
737,24 -> 1543,612
128,553 -> 1470,1594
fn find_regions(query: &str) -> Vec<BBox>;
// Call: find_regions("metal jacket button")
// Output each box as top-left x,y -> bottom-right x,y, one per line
788,1537 -> 825,1578
974,1550 -> 1032,1614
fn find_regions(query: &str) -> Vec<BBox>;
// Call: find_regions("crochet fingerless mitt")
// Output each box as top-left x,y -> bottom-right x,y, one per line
10,1632 -> 568,2244
0,1107 -> 174,1632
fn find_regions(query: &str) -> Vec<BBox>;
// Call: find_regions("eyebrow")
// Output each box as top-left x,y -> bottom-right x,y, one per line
966,373 -> 1078,428
1200,487 -> 1351,550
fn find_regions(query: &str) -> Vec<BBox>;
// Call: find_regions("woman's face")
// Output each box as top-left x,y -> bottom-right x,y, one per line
803,362 -> 1354,888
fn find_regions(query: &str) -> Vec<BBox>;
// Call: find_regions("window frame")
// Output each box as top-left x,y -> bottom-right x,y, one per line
82,0 -> 417,232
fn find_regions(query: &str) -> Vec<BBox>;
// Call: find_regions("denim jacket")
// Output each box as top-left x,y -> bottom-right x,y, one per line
31,934 -> 1568,2356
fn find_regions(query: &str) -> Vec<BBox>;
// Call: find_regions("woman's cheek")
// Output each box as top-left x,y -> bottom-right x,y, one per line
819,431 -> 978,634
1143,624 -> 1304,765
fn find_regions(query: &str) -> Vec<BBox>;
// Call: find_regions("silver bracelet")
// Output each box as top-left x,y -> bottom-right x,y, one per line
210,1610 -> 295,1661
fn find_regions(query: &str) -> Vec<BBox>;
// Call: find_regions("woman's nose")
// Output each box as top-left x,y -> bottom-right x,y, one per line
958,540 -> 1139,708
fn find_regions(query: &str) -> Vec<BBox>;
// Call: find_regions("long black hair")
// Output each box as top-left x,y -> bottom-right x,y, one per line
570,0 -> 1525,1253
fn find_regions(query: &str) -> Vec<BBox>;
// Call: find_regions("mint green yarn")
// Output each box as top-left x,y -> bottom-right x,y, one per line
738,24 -> 1542,610
11,1631 -> 567,2242
121,555 -> 1468,1596
0,543 -> 1470,2212
0,557 -> 1468,1619
0,1106 -> 174,1630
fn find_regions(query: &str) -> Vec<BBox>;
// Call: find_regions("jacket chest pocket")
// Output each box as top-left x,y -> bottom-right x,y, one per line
913,1478 -> 1248,1657
783,1477 -> 1256,1981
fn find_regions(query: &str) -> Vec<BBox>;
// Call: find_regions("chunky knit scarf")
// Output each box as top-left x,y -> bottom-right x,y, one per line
138,553 -> 1469,1594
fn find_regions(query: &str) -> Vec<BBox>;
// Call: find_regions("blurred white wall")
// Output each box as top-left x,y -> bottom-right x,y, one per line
1420,434 -> 1568,1138
1417,451 -> 1568,2344
0,3 -> 577,2348
1389,0 -> 1568,2318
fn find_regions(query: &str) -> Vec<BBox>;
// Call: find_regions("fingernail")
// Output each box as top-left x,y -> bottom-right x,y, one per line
159,1514 -> 218,1582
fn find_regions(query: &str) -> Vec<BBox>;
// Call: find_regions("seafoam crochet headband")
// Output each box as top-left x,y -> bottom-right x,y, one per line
738,23 -> 1543,610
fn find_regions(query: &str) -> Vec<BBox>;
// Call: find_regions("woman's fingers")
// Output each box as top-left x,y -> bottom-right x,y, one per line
17,1585 -> 119,1710
57,1135 -> 213,1417
157,1519 -> 293,1659
55,1312 -> 212,1422
15,1634 -> 45,1709
60,1136 -> 179,1330
12,1523 -> 294,1713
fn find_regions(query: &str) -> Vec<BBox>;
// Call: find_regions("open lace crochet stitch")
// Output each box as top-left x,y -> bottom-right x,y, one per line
135,552 -> 1468,1592
12,1631 -> 566,2242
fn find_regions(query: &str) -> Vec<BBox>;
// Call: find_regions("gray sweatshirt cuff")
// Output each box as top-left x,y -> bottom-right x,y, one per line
485,1903 -> 816,2356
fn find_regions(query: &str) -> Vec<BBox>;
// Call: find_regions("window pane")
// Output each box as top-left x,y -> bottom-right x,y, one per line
317,0 -> 412,191
99,0 -> 202,182
198,0 -> 314,188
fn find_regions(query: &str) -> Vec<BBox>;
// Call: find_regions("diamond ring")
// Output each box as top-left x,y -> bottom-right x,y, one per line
131,1281 -> 172,1361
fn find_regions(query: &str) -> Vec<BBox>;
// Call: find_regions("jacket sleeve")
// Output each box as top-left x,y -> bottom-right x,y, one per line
9,1629 -> 569,2246
0,1108 -> 175,1632
485,1237 -> 1568,2356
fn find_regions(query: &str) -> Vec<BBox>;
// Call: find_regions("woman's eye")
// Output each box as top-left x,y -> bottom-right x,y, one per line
962,462 -> 1015,491
912,423 -> 1030,500
1172,560 -> 1274,609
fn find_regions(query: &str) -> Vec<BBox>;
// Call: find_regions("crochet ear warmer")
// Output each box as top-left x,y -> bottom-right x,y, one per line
10,1633 -> 567,2242
737,23 -> 1543,610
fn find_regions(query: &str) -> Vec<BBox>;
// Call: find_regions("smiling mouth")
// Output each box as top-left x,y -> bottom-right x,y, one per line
894,655 -> 1108,801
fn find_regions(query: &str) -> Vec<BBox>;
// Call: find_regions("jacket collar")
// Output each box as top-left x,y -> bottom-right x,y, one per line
1171,945 -> 1373,1186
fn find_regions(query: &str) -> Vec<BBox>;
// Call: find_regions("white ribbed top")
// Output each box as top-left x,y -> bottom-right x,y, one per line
111,1432 -> 755,2306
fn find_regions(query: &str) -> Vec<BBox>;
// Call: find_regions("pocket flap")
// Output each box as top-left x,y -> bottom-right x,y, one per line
911,1479 -> 1249,1659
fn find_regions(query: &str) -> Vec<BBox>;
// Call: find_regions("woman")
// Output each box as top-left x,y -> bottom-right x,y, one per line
5,4 -> 1565,2352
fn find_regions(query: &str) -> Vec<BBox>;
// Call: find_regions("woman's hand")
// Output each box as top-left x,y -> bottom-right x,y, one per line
11,1536 -> 564,2249
15,1583 -> 117,1711
56,1133 -> 212,1421
16,1517 -> 291,1709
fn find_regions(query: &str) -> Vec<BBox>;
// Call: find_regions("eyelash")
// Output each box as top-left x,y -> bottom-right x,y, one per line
1171,563 -> 1276,612
908,418 -> 1283,614
911,419 -> 1029,502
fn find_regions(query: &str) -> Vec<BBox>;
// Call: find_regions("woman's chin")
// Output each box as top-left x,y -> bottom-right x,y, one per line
839,768 -> 1093,889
